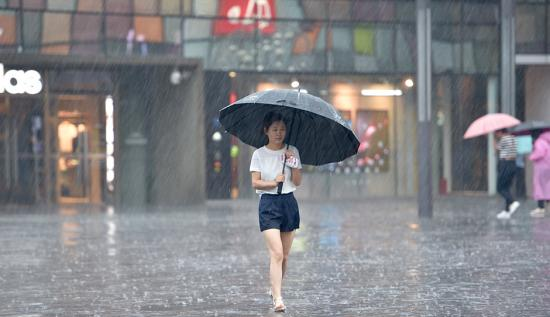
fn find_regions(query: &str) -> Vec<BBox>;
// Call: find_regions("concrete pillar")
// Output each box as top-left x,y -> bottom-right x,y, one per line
116,68 -> 150,207
417,0 -> 433,217
501,0 -> 516,115
116,65 -> 205,207
149,67 -> 206,206
487,77 -> 498,195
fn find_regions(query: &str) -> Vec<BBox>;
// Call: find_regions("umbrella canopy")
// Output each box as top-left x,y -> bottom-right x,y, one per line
463,113 -> 520,139
510,121 -> 550,135
219,89 -> 359,165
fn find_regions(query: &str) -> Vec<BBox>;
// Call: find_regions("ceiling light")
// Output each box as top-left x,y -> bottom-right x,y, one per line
361,89 -> 403,97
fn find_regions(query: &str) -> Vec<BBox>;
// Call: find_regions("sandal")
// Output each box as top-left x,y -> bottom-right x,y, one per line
273,297 -> 286,312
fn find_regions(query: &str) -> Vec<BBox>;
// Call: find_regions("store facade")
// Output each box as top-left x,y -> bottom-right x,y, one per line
199,0 -> 502,199
2,0 -> 542,204
0,54 -> 205,206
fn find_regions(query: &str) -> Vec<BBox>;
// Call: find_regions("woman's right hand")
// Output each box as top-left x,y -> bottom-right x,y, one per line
275,174 -> 285,183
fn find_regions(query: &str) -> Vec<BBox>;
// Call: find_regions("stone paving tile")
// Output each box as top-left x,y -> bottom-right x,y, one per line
0,197 -> 549,316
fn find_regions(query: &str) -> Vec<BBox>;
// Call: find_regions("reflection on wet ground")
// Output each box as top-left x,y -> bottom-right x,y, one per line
0,197 -> 549,316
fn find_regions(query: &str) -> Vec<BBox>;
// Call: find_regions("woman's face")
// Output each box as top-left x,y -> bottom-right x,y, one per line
265,120 -> 286,145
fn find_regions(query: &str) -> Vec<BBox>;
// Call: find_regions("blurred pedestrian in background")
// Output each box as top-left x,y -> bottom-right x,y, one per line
529,130 -> 550,217
495,129 -> 520,219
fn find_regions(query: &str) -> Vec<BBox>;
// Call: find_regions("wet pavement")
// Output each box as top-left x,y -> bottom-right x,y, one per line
1,196 -> 549,316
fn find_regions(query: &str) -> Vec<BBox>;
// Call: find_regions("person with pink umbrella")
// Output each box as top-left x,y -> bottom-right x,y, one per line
529,130 -> 550,217
464,113 -> 521,219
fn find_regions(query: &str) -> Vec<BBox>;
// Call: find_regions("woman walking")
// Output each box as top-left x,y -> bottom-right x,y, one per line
495,129 -> 520,219
529,130 -> 550,217
249,112 -> 302,312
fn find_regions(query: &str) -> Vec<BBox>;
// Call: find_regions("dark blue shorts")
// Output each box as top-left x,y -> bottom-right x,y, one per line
258,192 -> 300,232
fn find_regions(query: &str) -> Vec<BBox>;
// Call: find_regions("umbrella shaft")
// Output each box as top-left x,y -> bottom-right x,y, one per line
277,144 -> 290,194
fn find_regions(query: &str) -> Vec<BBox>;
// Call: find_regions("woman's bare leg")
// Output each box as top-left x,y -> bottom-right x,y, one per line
263,229 -> 284,299
280,230 -> 295,279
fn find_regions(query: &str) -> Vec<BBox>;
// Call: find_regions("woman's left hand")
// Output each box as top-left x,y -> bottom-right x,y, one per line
285,150 -> 300,169
285,150 -> 295,160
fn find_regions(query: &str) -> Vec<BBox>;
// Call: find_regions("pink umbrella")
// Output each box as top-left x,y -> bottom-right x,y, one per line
463,113 -> 520,139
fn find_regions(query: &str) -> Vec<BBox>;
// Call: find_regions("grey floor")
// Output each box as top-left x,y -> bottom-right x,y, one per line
1,197 -> 549,316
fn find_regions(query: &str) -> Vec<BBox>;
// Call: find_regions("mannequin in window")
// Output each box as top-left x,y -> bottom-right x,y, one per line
58,120 -> 78,153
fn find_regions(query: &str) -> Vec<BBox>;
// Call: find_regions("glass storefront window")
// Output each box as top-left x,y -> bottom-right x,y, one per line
23,11 -> 41,52
72,13 -> 101,42
52,94 -> 107,204
134,16 -> 164,43
22,0 -> 45,10
353,110 -> 390,173
394,1 -> 416,23
164,17 -> 182,44
301,0 -> 327,20
276,0 -> 303,19
182,0 -> 192,14
183,18 -> 213,63
134,0 -> 158,14
46,70 -> 112,204
352,0 -> 397,22
395,24 -> 415,72
260,21 -> 324,72
0,95 -> 45,204
463,26 -> 499,74
0,10 -> 16,47
463,2 -> 499,24
48,0 -> 76,11
160,0 -> 178,14
516,3 -> 547,54
193,0 -> 217,16
431,1 -> 461,24
105,14 -> 132,39
329,24 -> 353,72
328,0 -> 353,21
328,23 -> 398,73
77,0 -> 103,12
0,0 -> 508,74
105,0 -> 131,14
42,12 -> 71,54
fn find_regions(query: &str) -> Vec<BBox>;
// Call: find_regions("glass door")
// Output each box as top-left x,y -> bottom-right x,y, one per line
53,94 -> 105,204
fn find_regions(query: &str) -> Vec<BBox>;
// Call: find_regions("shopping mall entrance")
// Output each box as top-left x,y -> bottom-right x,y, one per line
53,94 -> 105,204
0,63 -> 114,205
0,92 -> 110,205
0,54 -> 206,207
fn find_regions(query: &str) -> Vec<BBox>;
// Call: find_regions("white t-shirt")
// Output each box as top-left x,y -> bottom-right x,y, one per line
250,145 -> 302,195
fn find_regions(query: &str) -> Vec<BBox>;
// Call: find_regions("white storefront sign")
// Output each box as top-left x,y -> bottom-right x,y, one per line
0,63 -> 43,95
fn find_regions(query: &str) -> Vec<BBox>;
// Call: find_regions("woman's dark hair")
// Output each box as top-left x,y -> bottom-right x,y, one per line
262,112 -> 285,144
263,112 -> 285,131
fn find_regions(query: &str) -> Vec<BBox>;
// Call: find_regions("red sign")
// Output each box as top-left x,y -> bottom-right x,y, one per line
213,0 -> 277,36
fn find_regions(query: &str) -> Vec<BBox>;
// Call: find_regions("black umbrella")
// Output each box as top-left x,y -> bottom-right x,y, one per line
219,89 -> 360,193
510,121 -> 550,135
